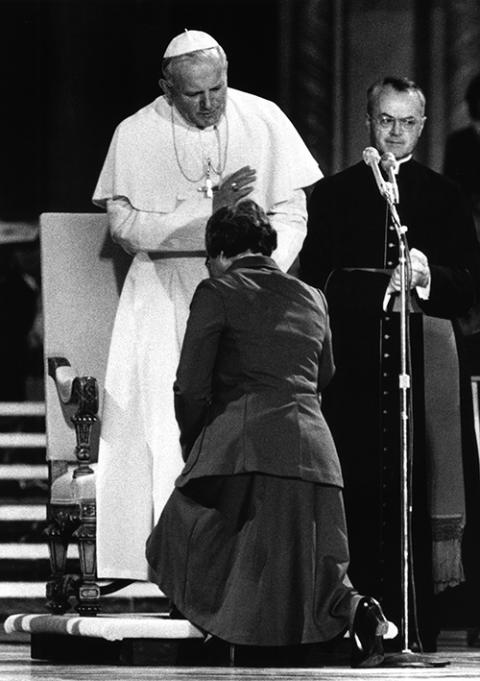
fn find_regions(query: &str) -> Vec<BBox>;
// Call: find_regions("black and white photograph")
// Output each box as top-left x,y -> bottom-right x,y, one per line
2,1 -> 480,678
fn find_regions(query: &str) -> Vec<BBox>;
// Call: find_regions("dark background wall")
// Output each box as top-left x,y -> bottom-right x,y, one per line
0,0 -> 285,217
0,0 -> 479,220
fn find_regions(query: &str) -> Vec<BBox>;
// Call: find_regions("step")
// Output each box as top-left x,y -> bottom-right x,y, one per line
0,464 -> 47,479
1,560 -> 79,581
0,581 -> 164,600
0,542 -> 77,580
0,398 -> 46,450
5,612 -> 202,639
0,402 -> 45,417
0,448 -> 47,464
0,505 -> 47,542
0,505 -> 45,521
1,542 -> 77,559
0,483 -> 48,503
0,471 -> 48,501
4,613 -> 204,666
1,581 -> 168,638
0,433 -> 46,448
0,525 -> 47,543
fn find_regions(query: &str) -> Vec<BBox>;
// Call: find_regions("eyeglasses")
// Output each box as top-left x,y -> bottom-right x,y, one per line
370,114 -> 422,131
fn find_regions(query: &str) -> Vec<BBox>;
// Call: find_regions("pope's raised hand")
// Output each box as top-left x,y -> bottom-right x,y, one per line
213,166 -> 257,212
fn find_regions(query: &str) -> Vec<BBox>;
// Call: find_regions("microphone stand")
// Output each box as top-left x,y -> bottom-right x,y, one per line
381,185 -> 448,668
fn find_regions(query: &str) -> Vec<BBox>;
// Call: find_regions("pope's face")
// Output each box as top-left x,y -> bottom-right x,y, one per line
165,57 -> 227,129
367,86 -> 426,160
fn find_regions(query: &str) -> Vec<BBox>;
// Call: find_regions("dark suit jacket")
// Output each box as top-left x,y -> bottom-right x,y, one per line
173,255 -> 343,488
444,126 -> 480,205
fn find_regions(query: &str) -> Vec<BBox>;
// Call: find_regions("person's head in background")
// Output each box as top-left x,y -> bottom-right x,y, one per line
366,76 -> 426,160
205,200 -> 277,278
465,73 -> 480,125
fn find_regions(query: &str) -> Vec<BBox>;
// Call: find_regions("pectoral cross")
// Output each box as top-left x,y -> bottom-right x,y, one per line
198,159 -> 214,199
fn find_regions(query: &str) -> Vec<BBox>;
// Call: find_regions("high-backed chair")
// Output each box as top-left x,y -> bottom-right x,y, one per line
40,213 -> 131,615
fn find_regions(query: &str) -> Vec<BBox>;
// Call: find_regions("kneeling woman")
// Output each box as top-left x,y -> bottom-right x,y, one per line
146,200 -> 387,667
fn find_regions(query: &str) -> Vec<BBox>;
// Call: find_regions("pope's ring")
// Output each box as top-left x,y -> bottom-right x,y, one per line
231,182 -> 238,191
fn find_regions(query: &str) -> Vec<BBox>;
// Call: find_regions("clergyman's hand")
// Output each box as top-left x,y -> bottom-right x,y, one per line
213,165 -> 256,212
388,247 -> 430,292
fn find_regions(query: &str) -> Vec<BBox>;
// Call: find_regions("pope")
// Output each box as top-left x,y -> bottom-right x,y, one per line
92,29 -> 322,581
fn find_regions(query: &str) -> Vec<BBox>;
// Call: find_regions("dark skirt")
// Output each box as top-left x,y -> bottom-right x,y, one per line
146,473 -> 353,646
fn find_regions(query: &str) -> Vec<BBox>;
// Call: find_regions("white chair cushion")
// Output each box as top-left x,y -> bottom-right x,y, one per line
50,464 -> 97,504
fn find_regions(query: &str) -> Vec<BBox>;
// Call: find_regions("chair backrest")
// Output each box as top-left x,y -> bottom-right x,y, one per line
41,213 -> 131,462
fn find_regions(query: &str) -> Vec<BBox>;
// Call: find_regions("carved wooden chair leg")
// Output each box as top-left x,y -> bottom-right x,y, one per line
47,359 -> 103,615
44,504 -> 77,614
73,497 -> 100,615
70,379 -> 100,615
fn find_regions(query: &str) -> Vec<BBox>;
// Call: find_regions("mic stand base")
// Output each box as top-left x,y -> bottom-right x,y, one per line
383,650 -> 450,668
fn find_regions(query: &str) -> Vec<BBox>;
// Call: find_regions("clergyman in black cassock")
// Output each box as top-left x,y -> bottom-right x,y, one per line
300,77 -> 480,652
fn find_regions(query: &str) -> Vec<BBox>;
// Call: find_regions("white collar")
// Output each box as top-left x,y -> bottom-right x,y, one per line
395,154 -> 412,172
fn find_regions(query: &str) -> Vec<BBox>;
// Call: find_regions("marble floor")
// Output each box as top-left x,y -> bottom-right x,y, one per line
1,632 -> 480,681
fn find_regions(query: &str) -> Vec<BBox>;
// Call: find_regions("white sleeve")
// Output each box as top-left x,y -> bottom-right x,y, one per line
106,196 -> 211,254
267,189 -> 307,272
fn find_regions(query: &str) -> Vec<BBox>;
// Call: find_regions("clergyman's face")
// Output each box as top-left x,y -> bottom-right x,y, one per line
367,86 -> 426,160
164,57 -> 227,129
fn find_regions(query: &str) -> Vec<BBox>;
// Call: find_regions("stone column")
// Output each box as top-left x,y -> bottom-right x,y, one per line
445,0 -> 480,130
283,0 -> 340,174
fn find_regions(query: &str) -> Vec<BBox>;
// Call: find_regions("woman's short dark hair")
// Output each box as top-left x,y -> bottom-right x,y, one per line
206,199 -> 277,258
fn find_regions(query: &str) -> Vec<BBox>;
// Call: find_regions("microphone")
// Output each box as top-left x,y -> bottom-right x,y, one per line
381,152 -> 400,204
362,147 -> 387,197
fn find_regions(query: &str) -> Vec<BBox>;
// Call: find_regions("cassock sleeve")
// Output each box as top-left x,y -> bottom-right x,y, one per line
106,196 -> 209,254
300,179 -> 392,315
268,189 -> 307,272
418,182 -> 480,318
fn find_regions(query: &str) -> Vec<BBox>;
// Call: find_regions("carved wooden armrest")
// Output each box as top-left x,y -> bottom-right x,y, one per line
48,356 -> 99,478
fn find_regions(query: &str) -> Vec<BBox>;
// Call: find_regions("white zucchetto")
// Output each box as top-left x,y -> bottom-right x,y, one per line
163,29 -> 220,59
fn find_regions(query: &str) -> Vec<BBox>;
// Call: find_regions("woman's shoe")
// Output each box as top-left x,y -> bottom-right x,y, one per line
168,604 -> 186,619
350,596 -> 388,668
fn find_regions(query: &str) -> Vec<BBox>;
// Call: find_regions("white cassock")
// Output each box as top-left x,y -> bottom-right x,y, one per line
92,87 -> 322,580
